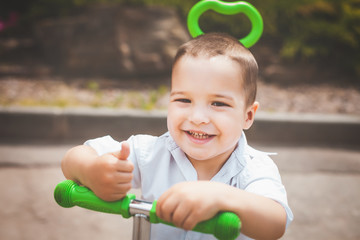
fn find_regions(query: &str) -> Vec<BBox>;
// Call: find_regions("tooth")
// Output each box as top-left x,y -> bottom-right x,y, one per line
188,131 -> 210,139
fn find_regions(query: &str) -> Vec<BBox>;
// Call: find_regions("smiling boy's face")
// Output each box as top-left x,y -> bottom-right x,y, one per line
167,55 -> 258,168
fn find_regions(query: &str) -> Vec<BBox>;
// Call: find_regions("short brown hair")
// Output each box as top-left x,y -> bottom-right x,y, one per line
173,32 -> 258,107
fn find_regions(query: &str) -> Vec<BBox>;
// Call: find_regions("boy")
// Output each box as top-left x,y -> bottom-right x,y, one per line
61,33 -> 293,240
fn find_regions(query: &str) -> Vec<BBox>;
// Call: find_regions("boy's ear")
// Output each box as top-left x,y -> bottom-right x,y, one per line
244,101 -> 259,130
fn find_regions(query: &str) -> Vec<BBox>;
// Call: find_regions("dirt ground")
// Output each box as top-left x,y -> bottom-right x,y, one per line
1,75 -> 360,115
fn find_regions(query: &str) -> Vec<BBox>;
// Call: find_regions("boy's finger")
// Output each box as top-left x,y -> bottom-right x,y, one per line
116,157 -> 134,172
112,141 -> 130,160
114,171 -> 133,183
157,192 -> 180,223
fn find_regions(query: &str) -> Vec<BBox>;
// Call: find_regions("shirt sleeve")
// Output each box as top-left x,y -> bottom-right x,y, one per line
243,155 -> 294,229
84,135 -> 123,155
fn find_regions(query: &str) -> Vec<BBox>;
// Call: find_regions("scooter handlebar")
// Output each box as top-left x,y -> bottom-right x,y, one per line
54,180 -> 241,240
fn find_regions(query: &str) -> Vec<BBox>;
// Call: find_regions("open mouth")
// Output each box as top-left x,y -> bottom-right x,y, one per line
186,131 -> 215,140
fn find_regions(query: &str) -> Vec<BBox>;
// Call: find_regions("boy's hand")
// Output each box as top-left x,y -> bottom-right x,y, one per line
156,181 -> 225,230
84,142 -> 134,201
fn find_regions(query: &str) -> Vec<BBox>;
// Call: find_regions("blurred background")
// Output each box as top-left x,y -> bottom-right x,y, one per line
0,0 -> 359,239
0,0 -> 359,112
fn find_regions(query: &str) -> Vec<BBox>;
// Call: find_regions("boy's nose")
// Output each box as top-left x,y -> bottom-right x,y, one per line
188,106 -> 210,125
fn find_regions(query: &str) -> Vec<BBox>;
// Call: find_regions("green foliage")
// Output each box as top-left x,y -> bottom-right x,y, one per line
1,0 -> 360,77
253,0 -> 360,76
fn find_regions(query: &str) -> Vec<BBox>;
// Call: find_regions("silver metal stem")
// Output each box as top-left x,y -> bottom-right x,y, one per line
132,214 -> 151,240
130,199 -> 153,240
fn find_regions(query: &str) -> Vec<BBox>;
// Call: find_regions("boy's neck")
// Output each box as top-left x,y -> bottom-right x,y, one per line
187,153 -> 232,181
196,168 -> 219,181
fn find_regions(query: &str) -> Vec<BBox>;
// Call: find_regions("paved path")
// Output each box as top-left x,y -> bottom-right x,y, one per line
0,143 -> 359,240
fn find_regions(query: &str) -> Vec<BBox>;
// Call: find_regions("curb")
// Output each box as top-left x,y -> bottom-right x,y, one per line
249,112 -> 360,148
0,107 -> 359,147
0,107 -> 167,144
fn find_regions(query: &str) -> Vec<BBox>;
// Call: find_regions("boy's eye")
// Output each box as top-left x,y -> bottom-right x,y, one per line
212,101 -> 230,107
174,98 -> 191,103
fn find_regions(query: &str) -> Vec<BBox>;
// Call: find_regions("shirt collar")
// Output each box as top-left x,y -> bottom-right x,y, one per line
211,132 -> 248,183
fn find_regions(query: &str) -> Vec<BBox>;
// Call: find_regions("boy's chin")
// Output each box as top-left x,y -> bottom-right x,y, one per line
184,152 -> 213,162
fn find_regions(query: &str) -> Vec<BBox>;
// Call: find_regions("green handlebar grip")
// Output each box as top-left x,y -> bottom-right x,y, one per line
149,201 -> 241,240
54,180 -> 136,218
55,180 -> 241,240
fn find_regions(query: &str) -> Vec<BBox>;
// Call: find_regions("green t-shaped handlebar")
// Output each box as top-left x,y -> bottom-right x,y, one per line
54,180 -> 241,240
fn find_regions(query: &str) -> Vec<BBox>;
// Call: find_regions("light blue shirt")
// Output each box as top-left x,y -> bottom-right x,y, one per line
85,132 -> 293,240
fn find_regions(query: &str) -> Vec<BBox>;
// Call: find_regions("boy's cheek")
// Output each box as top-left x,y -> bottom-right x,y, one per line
167,108 -> 185,126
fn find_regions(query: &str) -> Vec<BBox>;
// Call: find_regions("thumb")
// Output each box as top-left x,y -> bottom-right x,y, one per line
113,141 -> 130,160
